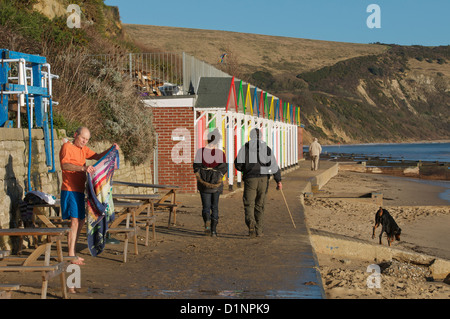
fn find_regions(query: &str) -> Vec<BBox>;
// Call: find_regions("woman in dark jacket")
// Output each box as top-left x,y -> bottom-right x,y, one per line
193,129 -> 227,237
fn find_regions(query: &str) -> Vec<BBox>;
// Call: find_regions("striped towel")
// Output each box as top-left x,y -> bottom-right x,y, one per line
86,146 -> 120,257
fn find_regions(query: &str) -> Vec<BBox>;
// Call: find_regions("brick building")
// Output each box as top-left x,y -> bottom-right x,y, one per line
145,96 -> 197,193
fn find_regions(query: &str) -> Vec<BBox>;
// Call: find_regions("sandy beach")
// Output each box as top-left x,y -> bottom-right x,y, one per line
304,169 -> 450,299
1,160 -> 449,301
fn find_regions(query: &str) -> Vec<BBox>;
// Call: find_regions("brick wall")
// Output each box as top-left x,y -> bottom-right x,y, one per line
151,107 -> 197,193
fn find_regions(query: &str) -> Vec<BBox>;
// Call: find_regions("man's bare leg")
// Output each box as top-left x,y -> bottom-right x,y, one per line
68,217 -> 85,264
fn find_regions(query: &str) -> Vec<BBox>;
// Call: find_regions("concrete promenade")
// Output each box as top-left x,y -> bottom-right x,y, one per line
156,160 -> 339,299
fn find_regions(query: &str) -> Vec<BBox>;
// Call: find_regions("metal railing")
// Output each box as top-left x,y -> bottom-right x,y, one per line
89,52 -> 231,96
182,53 -> 230,95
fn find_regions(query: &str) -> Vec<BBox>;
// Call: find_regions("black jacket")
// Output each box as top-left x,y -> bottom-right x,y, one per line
234,138 -> 281,182
193,147 -> 228,193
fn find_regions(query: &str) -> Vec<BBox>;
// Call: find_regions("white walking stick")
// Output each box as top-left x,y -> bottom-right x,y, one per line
279,188 -> 296,229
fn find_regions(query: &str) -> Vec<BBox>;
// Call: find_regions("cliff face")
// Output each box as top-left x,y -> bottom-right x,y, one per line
32,0 -> 124,38
32,0 -> 66,19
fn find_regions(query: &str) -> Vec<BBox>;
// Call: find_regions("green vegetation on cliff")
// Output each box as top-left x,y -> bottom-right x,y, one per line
249,45 -> 450,144
0,0 -> 155,164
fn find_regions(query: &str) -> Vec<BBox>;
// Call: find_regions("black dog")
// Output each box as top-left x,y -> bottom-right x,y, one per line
372,207 -> 401,246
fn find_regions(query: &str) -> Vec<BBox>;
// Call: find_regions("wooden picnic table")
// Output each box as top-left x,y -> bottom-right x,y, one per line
25,180 -> 179,262
29,197 -> 152,262
112,194 -> 160,200
0,228 -> 70,299
31,180 -> 180,228
113,195 -> 158,246
31,199 -> 140,263
112,181 -> 180,227
30,199 -> 65,229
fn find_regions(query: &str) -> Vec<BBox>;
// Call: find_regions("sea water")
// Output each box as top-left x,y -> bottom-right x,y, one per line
308,142 -> 450,163
303,142 -> 450,203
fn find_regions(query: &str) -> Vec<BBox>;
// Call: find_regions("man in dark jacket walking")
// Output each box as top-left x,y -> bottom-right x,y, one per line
234,128 -> 282,237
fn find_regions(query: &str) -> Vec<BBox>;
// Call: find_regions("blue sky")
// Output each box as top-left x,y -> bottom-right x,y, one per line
104,0 -> 449,46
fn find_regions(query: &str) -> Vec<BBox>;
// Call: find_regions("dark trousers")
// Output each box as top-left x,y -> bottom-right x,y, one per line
200,191 -> 220,223
243,177 -> 269,235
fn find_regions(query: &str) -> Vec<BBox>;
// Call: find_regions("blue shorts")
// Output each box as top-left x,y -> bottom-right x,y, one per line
61,190 -> 86,220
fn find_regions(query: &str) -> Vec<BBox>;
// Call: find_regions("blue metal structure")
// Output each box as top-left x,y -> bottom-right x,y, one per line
0,49 -> 58,191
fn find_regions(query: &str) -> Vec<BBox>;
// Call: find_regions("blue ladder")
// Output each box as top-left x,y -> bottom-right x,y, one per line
0,49 -> 58,191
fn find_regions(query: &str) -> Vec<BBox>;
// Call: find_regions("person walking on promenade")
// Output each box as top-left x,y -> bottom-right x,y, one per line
193,129 -> 228,237
309,138 -> 322,171
59,126 -> 119,265
234,128 -> 282,238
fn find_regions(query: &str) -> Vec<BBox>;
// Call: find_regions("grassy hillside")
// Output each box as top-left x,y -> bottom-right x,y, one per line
124,24 -> 387,78
125,24 -> 449,144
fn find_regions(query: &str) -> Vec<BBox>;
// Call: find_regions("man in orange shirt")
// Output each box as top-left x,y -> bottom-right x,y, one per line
60,126 -> 119,265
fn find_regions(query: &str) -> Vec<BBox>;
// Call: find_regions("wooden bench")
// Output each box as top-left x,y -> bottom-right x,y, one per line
107,202 -> 139,263
0,228 -> 70,299
154,189 -> 178,227
0,251 -> 20,299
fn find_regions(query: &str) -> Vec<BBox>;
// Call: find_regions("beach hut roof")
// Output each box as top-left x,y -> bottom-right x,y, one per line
195,77 -> 237,110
